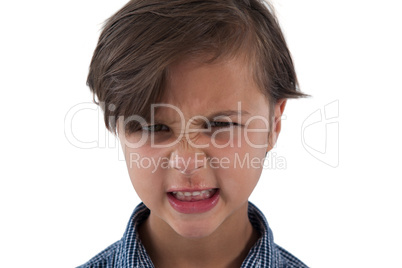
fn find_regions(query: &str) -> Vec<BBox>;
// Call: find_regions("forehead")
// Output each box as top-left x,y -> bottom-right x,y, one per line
158,56 -> 268,118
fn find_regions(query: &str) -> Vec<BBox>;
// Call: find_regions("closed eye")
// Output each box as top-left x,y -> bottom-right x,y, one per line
142,122 -> 240,132
142,124 -> 170,132
209,121 -> 239,128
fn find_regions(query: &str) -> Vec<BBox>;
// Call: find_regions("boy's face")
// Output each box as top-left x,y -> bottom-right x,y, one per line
119,56 -> 285,238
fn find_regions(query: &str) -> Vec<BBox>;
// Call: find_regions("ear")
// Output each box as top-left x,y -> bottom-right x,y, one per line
116,119 -> 127,154
267,99 -> 287,152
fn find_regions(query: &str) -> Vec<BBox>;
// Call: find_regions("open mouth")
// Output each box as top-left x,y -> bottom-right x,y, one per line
170,189 -> 218,202
167,188 -> 220,214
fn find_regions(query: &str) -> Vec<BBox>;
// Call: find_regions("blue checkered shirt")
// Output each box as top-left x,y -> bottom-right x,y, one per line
77,202 -> 308,267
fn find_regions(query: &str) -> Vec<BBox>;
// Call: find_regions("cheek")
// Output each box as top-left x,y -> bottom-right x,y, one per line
210,144 -> 265,201
123,146 -> 168,200
243,121 -> 270,149
245,132 -> 269,149
208,126 -> 269,151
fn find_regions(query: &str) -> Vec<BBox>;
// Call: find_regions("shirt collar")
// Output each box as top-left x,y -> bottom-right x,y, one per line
117,202 -> 279,268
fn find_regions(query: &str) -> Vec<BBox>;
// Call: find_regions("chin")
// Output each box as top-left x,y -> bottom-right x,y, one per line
171,218 -> 221,239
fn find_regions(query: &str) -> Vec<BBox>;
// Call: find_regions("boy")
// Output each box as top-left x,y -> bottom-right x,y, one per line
79,0 -> 308,267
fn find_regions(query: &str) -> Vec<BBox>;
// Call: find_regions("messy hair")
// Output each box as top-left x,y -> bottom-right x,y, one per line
87,0 -> 307,134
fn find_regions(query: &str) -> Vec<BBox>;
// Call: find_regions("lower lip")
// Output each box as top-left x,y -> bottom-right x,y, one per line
167,189 -> 220,214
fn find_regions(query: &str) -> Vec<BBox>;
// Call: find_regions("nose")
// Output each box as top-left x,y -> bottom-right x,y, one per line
169,148 -> 206,176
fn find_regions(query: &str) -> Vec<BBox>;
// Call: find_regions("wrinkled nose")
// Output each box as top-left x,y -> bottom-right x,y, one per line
169,149 -> 206,176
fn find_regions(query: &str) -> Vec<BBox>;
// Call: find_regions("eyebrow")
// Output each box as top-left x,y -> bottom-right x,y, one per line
152,109 -> 250,124
207,110 -> 250,119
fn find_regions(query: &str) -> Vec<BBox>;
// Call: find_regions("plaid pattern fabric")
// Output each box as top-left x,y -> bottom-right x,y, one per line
77,202 -> 308,268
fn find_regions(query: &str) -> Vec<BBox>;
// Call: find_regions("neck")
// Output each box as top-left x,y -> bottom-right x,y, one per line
139,202 -> 259,268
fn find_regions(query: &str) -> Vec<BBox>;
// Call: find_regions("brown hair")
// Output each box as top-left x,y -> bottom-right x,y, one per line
87,0 -> 307,134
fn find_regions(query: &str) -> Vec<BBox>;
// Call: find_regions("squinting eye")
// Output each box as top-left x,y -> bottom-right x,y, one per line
142,124 -> 170,132
209,121 -> 239,128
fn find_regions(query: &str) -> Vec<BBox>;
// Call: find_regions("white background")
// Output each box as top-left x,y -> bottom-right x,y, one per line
1,0 -> 401,267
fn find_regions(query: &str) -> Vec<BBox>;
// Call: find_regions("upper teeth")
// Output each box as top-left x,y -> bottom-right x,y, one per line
172,189 -> 213,196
